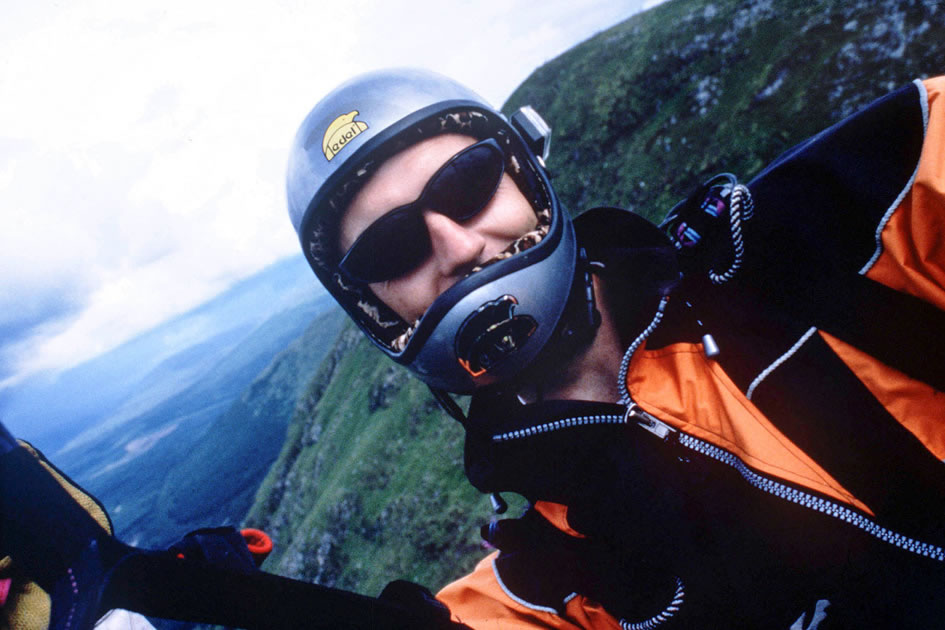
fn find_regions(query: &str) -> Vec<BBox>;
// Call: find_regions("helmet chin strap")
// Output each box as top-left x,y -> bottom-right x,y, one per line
504,247 -> 604,402
550,246 -> 603,357
428,385 -> 468,427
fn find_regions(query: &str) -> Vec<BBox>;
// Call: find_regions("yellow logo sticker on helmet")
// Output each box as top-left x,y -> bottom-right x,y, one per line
323,111 -> 368,161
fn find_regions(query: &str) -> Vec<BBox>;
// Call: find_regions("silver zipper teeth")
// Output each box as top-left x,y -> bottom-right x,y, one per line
492,414 -> 945,562
491,414 -> 626,442
677,432 -> 945,562
619,577 -> 685,630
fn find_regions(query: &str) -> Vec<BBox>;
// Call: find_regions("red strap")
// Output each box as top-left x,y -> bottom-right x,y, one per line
240,528 -> 273,566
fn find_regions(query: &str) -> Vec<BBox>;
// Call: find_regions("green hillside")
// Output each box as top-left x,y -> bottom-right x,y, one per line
154,306 -> 348,541
505,0 -> 945,224
243,0 -> 945,603
243,324 -> 499,595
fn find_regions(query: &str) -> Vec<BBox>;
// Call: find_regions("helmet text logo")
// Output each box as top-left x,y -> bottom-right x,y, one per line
322,111 -> 368,161
455,295 -> 537,378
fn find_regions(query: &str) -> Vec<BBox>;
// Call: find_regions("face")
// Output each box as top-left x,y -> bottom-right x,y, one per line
339,134 -> 538,324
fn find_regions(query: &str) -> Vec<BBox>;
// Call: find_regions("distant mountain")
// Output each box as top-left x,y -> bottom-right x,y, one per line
1,250 -> 353,550
241,0 -> 945,602
1,254 -> 322,454
70,304 -> 347,547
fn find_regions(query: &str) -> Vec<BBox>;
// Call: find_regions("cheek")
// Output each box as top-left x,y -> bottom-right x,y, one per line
513,201 -> 540,233
370,275 -> 432,323
479,179 -> 538,237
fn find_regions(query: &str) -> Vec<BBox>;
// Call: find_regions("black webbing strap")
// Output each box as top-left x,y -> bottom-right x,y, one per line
0,426 -> 465,630
100,550 -> 453,630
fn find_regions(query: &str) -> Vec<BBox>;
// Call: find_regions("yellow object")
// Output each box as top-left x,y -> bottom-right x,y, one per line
322,111 -> 368,161
0,441 -> 112,630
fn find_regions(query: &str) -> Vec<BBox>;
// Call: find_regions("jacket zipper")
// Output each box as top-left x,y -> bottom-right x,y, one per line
491,405 -> 945,562
491,412 -> 628,442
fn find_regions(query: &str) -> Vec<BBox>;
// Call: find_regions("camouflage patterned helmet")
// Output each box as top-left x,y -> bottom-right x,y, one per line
287,68 -> 580,393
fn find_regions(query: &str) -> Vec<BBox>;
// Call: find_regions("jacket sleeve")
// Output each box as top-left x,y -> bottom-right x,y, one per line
824,75 -> 945,459
437,552 -> 622,630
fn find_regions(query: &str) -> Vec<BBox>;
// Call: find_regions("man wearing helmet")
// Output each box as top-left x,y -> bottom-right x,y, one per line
336,130 -> 629,404
289,69 -> 945,628
339,134 -> 540,333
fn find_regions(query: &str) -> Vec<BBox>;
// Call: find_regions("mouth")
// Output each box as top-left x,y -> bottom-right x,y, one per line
389,213 -> 551,352
468,220 -> 550,276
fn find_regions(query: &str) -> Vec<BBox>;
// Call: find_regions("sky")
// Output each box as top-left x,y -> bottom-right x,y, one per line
0,0 -> 664,390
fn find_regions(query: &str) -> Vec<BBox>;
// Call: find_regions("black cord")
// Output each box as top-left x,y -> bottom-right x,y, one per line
428,387 -> 467,427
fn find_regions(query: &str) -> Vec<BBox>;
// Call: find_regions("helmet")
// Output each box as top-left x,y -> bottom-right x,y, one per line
287,68 -> 586,393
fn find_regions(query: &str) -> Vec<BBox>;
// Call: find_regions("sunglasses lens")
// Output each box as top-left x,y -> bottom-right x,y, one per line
340,139 -> 506,284
340,209 -> 430,283
427,143 -> 504,221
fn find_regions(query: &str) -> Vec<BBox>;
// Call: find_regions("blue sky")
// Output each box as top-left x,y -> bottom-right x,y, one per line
0,0 -> 664,390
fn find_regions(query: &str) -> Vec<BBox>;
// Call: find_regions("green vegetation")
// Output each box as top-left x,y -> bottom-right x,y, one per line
505,0 -> 945,225
244,323 -> 501,595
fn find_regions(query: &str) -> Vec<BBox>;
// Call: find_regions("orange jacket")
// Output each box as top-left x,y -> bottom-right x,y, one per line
438,77 -> 945,629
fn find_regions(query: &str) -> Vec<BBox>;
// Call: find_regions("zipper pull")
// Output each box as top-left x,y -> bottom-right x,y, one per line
702,333 -> 720,358
625,404 -> 677,441
490,492 -> 508,514
685,301 -> 720,359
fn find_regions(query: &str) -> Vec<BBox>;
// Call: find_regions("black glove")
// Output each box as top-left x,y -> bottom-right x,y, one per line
379,580 -> 472,630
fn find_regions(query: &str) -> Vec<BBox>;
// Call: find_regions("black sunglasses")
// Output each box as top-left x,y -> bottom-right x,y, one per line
338,138 -> 506,284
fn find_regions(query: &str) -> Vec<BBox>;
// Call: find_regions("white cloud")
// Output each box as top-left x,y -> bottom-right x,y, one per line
643,0 -> 670,10
0,0 -> 648,386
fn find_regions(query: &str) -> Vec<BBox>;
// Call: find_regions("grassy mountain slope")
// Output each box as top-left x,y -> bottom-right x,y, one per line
505,0 -> 945,224
150,305 -> 349,543
244,324 -> 496,595
243,0 -> 945,602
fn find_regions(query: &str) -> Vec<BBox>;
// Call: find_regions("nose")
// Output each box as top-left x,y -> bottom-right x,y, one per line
423,210 -> 486,280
